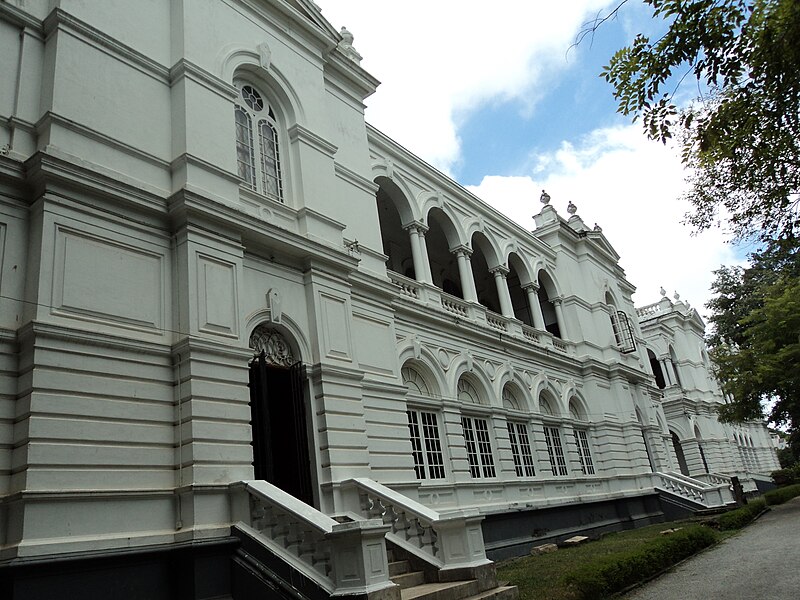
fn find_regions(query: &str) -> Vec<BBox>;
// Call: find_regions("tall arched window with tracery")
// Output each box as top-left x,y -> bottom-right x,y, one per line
234,83 -> 284,202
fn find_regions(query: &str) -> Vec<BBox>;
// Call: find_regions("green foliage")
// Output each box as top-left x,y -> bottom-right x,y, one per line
770,465 -> 800,486
763,482 -> 800,503
562,526 -> 717,600
713,498 -> 766,530
776,446 -> 797,469
706,239 -> 800,433
601,0 -> 800,241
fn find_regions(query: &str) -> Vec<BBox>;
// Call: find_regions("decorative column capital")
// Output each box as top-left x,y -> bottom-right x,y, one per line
522,282 -> 540,293
452,244 -> 472,258
403,221 -> 429,236
489,265 -> 510,278
551,296 -> 563,306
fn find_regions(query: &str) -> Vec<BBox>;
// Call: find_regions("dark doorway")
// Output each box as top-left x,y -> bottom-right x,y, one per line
671,431 -> 690,476
248,353 -> 314,506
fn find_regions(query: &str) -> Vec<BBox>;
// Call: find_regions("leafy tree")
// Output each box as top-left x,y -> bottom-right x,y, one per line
706,239 -> 800,435
598,0 -> 800,242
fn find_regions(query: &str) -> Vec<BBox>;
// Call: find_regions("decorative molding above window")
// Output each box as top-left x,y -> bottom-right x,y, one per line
402,366 -> 430,395
457,377 -> 482,405
249,325 -> 295,366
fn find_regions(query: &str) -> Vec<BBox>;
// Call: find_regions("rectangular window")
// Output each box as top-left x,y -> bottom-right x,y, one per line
573,428 -> 595,475
407,410 -> 445,479
507,421 -> 536,477
543,426 -> 568,476
462,416 -> 496,478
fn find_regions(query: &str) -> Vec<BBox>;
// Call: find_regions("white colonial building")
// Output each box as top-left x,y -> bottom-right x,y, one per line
0,1 -> 778,598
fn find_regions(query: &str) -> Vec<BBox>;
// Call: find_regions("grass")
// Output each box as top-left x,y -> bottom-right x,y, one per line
497,520 -> 720,600
497,488 -> 800,599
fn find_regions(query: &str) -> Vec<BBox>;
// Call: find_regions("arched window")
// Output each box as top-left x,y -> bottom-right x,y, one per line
234,83 -> 284,202
540,394 -> 568,476
569,400 -> 595,475
504,384 -> 536,477
458,376 -> 495,478
402,365 -> 445,480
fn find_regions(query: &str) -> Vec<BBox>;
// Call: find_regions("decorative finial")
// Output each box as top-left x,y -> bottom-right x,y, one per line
567,201 -> 577,215
340,26 -> 354,46
593,223 -> 602,232
659,287 -> 667,297
540,189 -> 551,205
673,291 -> 681,301
338,27 -> 362,64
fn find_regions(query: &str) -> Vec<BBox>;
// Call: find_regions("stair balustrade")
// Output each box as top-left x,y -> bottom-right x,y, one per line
343,478 -> 491,574
654,472 -> 732,507
231,480 -> 396,598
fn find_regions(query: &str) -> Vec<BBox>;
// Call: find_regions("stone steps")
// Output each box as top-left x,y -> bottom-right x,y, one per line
389,546 -> 517,600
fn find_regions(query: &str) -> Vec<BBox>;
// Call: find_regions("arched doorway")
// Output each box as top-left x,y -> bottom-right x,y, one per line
248,325 -> 314,505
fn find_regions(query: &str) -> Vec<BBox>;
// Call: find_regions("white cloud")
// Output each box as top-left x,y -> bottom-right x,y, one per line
318,2 -> 740,316
320,0 -> 613,172
467,125 -> 743,315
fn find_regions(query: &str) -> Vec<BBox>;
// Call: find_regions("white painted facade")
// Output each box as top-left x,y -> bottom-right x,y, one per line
0,0 -> 777,591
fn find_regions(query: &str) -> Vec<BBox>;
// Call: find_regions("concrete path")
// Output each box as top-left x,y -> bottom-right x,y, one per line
625,496 -> 800,600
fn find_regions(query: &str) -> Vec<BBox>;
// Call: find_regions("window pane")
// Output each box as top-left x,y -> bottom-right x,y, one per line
258,120 -> 283,202
462,417 -> 480,477
234,107 -> 256,189
474,419 -> 495,477
421,411 -> 445,479
544,426 -> 568,476
574,429 -> 595,475
407,410 -> 425,479
516,423 -> 536,477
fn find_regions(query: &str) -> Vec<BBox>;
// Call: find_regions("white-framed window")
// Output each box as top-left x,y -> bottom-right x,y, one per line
507,421 -> 536,477
234,83 -> 284,202
462,416 -> 495,478
543,425 -> 568,476
573,428 -> 595,475
406,409 -> 445,480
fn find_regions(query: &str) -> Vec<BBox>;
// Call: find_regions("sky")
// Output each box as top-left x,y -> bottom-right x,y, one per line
318,1 -> 747,318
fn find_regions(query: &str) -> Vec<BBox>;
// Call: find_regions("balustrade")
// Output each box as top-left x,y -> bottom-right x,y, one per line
343,477 -> 490,573
231,480 -> 395,597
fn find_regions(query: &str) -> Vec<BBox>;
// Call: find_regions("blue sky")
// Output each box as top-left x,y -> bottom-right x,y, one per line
319,1 -> 744,315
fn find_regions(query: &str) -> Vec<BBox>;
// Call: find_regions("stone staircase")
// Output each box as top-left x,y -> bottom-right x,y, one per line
388,545 -> 517,600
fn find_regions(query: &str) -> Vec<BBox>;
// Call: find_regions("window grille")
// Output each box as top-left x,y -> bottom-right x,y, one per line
406,410 -> 445,479
573,428 -> 595,475
462,416 -> 495,478
543,426 -> 568,476
507,421 -> 536,477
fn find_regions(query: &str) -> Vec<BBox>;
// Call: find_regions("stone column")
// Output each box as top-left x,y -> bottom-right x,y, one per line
454,246 -> 478,302
552,296 -> 568,340
405,223 -> 431,284
660,358 -> 674,386
490,266 -> 514,318
418,225 -> 433,283
523,283 -> 545,330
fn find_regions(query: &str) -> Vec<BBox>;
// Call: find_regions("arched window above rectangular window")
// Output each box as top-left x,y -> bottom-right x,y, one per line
234,84 -> 284,203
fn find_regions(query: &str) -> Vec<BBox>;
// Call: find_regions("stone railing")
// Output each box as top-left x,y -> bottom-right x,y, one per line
521,324 -> 540,344
551,337 -> 567,353
441,294 -> 469,318
388,272 -> 420,300
635,302 -> 662,319
342,478 -> 491,573
230,480 -> 395,597
694,472 -> 732,487
486,313 -> 508,332
654,472 -> 731,507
